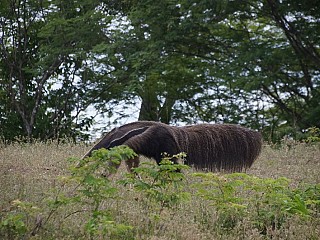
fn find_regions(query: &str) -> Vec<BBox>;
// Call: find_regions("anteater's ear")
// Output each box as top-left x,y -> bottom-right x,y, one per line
106,126 -> 149,149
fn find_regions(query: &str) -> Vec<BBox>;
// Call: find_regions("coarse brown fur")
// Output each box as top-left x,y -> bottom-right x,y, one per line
83,121 -> 262,172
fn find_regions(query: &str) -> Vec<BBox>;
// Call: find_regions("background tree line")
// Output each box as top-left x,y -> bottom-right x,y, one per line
0,0 -> 319,142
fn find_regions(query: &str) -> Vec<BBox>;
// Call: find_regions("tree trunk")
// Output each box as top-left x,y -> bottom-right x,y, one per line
138,75 -> 177,123
138,95 -> 160,121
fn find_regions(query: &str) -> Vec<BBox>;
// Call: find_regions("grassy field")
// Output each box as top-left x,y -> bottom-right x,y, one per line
0,140 -> 319,239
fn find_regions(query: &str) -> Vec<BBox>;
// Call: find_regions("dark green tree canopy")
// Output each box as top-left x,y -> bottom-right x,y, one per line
0,0 -> 319,142
105,0 -> 319,141
0,0 -> 116,140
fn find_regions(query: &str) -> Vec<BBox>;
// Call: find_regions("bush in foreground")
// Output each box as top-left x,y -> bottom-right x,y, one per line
0,146 -> 319,239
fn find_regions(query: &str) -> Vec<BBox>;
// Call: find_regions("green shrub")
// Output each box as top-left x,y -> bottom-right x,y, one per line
0,146 -> 136,239
304,127 -> 320,143
192,172 -> 320,235
120,153 -> 190,215
65,146 -> 136,238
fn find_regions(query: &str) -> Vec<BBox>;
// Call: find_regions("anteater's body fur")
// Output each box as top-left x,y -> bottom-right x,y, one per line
83,121 -> 262,172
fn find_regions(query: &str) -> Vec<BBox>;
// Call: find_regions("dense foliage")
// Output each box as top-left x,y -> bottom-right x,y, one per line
0,0 -> 319,141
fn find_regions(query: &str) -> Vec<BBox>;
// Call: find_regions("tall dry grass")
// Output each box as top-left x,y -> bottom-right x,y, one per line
248,142 -> 320,184
0,140 -> 319,239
